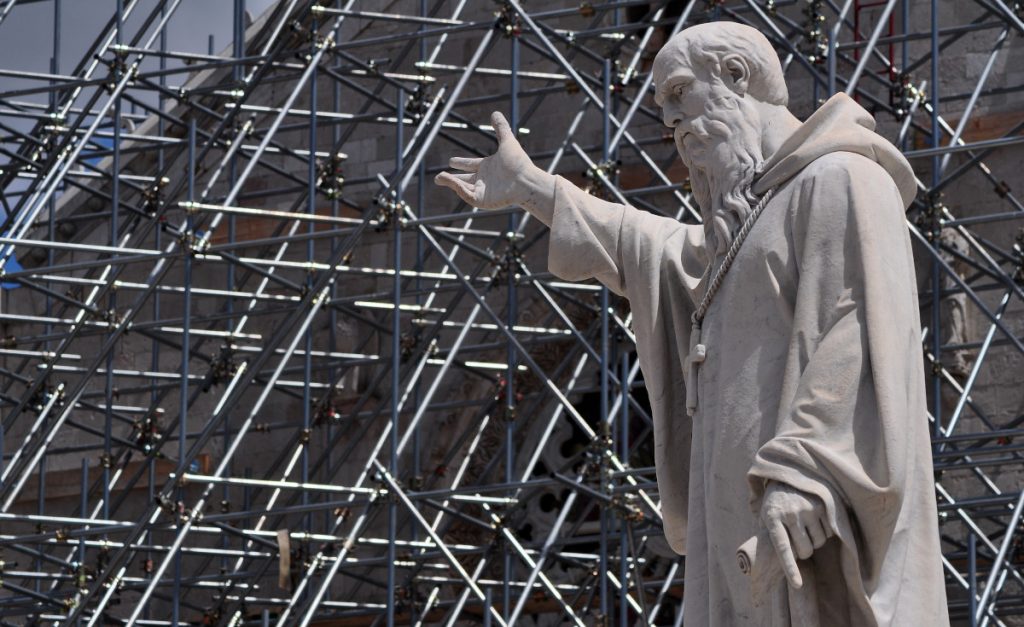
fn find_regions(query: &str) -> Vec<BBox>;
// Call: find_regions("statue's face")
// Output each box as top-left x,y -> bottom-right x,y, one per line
652,49 -> 747,171
654,58 -> 708,161
652,40 -> 766,256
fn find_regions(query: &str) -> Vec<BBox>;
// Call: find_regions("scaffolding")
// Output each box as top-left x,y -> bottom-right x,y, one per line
0,0 -> 1023,624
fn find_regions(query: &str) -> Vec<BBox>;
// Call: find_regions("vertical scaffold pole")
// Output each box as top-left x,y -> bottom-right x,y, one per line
599,56 -> 612,626
504,21 -> 520,623
387,85 -> 405,627
929,0 -> 942,440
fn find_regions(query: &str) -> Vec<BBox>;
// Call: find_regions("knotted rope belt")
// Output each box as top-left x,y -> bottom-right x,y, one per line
685,186 -> 777,416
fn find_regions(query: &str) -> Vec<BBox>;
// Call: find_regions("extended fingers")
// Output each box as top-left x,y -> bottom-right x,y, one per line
442,172 -> 475,183
449,156 -> 481,172
767,517 -> 802,589
434,171 -> 476,205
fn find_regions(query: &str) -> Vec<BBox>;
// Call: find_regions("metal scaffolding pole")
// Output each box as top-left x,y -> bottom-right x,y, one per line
0,0 -> 1023,624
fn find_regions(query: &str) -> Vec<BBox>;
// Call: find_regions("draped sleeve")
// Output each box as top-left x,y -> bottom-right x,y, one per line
546,175 -> 708,553
746,153 -> 945,622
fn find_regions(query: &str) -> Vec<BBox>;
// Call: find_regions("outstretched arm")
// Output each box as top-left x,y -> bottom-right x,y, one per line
434,111 -> 558,225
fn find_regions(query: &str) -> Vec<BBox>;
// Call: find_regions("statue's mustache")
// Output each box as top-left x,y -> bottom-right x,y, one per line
677,131 -> 706,157
674,98 -> 762,169
675,116 -> 734,166
676,126 -> 710,147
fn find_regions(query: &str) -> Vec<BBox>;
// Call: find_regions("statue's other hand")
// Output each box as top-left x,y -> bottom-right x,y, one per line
434,111 -> 535,209
760,481 -> 832,589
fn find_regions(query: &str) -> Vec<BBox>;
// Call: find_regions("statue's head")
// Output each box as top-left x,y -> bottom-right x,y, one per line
652,22 -> 787,255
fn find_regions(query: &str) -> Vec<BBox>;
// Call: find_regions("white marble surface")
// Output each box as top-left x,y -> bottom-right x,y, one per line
437,21 -> 949,627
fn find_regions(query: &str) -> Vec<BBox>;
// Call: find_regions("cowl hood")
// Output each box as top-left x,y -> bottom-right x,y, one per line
752,93 -> 917,208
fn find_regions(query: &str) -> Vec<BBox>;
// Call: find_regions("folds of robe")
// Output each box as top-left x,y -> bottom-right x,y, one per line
545,93 -> 949,626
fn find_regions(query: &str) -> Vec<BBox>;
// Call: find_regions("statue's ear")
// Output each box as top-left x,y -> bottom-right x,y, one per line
722,54 -> 751,96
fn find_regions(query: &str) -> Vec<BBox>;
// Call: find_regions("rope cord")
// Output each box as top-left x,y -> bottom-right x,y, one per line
691,186 -> 777,327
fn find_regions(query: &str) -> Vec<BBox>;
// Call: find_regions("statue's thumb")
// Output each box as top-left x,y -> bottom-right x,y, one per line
490,111 -> 513,144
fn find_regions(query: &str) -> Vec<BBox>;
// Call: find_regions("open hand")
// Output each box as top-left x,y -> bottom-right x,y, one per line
760,481 -> 832,589
434,111 -> 537,209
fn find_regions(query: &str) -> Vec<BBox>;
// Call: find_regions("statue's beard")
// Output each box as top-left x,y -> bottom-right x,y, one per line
677,95 -> 764,259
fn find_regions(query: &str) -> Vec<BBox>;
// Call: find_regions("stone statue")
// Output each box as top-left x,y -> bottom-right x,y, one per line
938,226 -> 973,378
436,21 -> 949,626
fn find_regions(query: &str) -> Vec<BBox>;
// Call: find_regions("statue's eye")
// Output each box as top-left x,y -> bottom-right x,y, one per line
673,82 -> 688,98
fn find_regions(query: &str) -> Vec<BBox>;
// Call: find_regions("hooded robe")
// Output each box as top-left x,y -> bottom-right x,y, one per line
545,94 -> 949,625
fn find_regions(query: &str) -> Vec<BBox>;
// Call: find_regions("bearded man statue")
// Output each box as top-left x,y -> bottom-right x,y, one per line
436,21 -> 949,627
